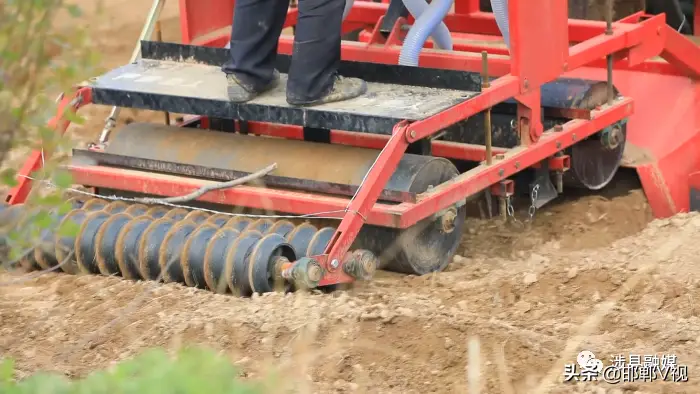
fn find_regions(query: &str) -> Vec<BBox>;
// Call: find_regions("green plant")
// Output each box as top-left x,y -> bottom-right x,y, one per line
0,0 -> 101,263
0,347 -> 274,394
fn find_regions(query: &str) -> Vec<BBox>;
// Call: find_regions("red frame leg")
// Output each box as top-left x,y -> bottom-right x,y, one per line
6,88 -> 93,205
317,121 -> 410,286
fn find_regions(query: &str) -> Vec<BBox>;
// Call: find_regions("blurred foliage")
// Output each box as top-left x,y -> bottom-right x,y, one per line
0,347 -> 277,393
0,1 -> 102,265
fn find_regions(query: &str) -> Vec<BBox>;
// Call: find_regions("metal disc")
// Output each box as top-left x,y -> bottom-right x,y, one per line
158,219 -> 198,283
182,223 -> 219,288
248,233 -> 296,295
204,227 -> 241,293
138,217 -> 176,280
115,215 -> 153,280
564,125 -> 627,190
227,230 -> 263,296
95,212 -> 133,276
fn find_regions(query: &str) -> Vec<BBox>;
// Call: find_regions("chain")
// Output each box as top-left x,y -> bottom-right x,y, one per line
505,184 -> 539,227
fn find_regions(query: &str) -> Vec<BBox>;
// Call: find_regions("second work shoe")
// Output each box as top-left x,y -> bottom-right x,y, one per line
287,75 -> 368,107
226,70 -> 280,103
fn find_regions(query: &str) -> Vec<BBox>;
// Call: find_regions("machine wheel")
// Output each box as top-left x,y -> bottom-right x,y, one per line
354,162 -> 467,276
563,82 -> 627,190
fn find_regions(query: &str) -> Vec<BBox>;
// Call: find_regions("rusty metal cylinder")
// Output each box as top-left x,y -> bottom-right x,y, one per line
91,123 -> 460,203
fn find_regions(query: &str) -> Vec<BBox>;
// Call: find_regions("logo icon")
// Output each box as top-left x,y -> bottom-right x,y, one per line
577,350 -> 603,373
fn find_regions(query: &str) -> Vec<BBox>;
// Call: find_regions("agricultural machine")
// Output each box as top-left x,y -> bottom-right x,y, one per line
2,0 -> 700,296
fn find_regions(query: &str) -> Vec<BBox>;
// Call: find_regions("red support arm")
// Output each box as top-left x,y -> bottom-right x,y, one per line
319,122 -> 410,284
6,88 -> 93,205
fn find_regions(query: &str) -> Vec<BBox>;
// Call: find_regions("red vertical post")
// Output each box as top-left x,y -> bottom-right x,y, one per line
509,0 -> 569,145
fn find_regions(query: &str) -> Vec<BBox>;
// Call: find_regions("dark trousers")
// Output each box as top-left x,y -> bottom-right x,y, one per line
222,0 -> 345,101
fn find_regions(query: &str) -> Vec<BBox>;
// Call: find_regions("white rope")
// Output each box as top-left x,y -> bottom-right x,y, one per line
18,175 -> 362,221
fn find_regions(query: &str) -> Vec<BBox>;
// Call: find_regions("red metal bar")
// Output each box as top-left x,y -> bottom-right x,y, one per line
237,121 -> 508,161
68,165 -> 406,228
6,88 -> 93,205
321,122 -> 410,279
660,24 -> 700,79
396,98 -> 634,228
406,75 -> 520,141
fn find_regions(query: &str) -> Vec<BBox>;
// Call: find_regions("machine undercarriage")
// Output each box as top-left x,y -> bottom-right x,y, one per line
2,0 -> 699,297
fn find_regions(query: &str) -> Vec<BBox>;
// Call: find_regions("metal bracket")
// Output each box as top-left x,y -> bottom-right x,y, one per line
97,0 -> 167,145
530,160 -> 558,209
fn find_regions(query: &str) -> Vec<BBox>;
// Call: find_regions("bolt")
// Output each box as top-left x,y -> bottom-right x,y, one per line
440,208 -> 458,233
554,124 -> 563,132
555,172 -> 563,193
498,168 -> 505,177
572,133 -> 577,141
556,141 -> 561,149
409,130 -> 417,139
515,162 -> 520,169
307,262 -> 323,283
330,259 -> 339,269
524,79 -> 529,89
495,154 -> 505,160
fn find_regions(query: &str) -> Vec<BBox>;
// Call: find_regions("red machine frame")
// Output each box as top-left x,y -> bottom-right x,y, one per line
7,0 -> 700,286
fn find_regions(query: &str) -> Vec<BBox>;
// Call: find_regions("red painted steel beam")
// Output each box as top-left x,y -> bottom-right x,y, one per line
322,122 -> 411,281
405,75 -> 521,141
395,98 -> 634,228
240,121 -> 508,161
68,165 -> 406,228
660,24 -> 700,79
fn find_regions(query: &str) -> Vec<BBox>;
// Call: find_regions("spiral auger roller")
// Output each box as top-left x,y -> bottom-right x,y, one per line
0,198 -> 378,296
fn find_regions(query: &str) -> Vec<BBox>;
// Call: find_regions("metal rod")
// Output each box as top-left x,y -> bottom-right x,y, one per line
605,0 -> 614,105
98,0 -> 167,144
154,20 -> 171,126
481,51 -> 493,165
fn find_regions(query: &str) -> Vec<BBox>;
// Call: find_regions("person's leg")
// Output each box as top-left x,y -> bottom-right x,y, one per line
286,0 -> 367,106
222,0 -> 290,102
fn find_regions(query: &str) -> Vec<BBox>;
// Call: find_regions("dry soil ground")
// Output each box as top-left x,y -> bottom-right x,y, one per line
0,1 -> 697,394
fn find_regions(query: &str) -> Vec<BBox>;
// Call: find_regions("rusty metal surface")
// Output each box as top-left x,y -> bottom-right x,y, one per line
89,123 -> 458,202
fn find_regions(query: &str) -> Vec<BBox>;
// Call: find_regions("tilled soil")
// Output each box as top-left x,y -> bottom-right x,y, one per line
1,1 -> 696,393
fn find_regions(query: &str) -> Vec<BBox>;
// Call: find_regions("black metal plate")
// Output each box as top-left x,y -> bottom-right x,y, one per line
88,59 -> 477,134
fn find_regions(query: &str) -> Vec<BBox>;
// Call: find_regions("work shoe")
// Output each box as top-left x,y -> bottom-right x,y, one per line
226,70 -> 280,103
287,75 -> 367,107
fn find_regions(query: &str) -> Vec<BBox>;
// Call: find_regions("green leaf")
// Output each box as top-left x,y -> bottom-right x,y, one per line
0,359 -> 14,384
62,108 -> 85,125
52,171 -> 73,189
57,219 -> 80,238
66,5 -> 83,18
0,169 -> 18,187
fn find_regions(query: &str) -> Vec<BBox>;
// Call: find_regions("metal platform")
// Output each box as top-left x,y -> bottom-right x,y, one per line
87,54 -> 479,134
87,41 -> 614,142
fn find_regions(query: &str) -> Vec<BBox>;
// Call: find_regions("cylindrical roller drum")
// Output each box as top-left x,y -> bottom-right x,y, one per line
93,123 -> 461,202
